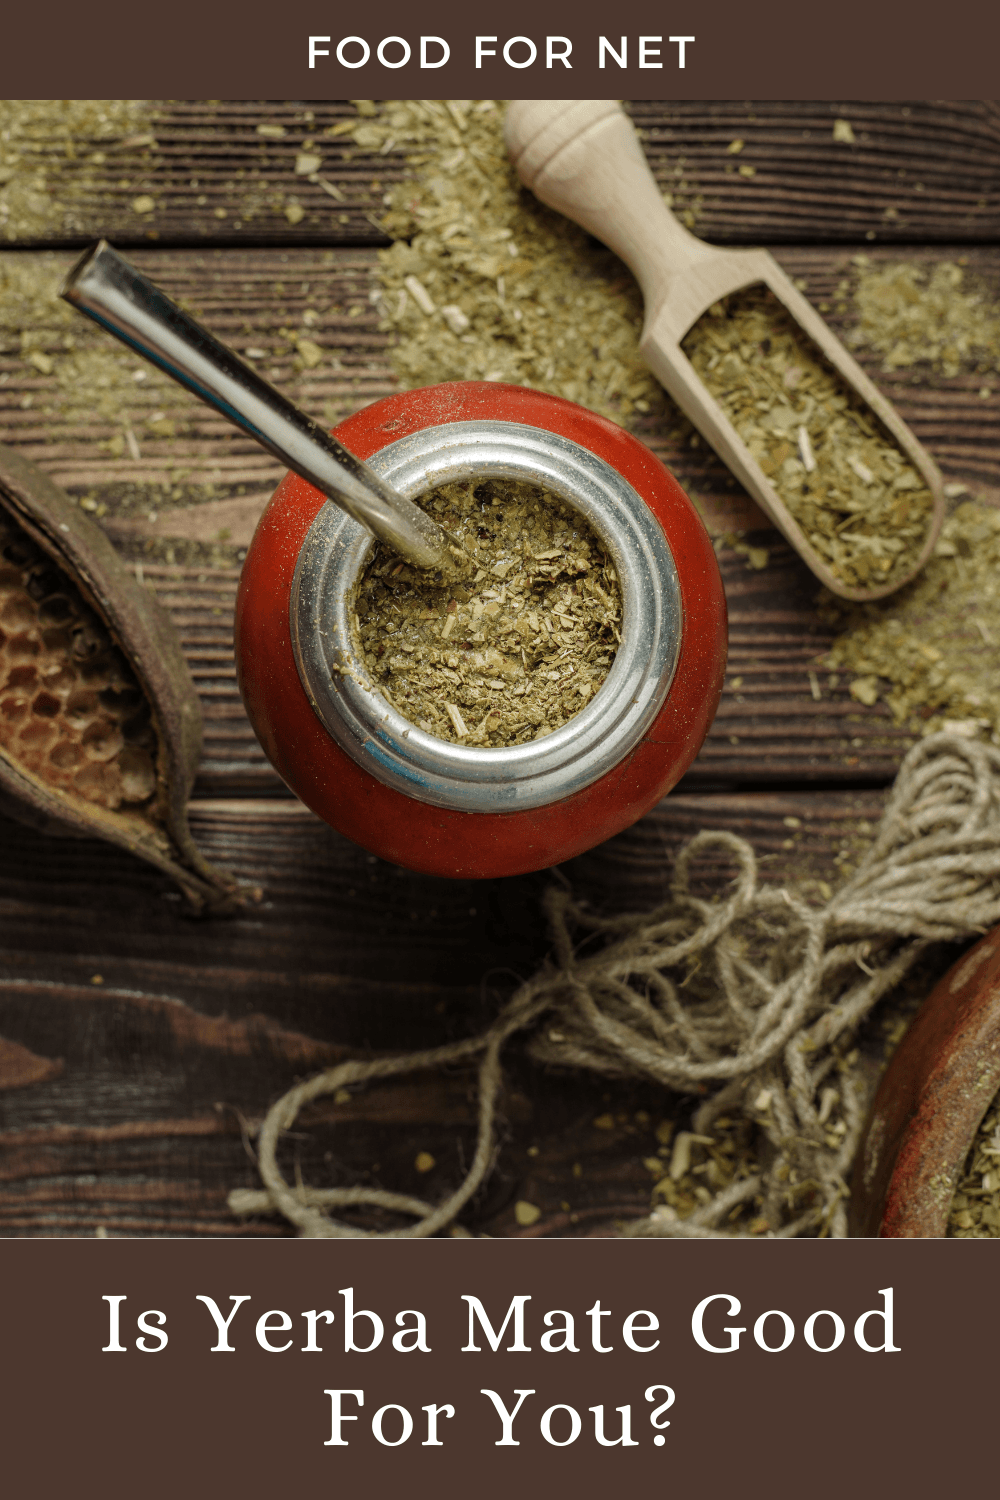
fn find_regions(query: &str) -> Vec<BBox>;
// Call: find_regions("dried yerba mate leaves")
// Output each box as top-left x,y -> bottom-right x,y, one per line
0,442 -> 247,910
355,478 -> 623,746
682,287 -> 935,592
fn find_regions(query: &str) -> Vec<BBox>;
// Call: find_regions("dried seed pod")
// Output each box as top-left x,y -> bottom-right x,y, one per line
0,442 -> 246,910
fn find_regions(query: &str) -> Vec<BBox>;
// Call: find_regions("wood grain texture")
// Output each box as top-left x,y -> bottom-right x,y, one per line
0,787 -> 885,1237
4,246 -> 998,504
1,101 -> 391,248
1,103 -> 994,1238
3,101 -> 997,249
632,101 -> 1000,245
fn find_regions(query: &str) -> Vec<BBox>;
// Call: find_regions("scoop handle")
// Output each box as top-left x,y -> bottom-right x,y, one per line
61,241 -> 463,576
504,100 -> 710,324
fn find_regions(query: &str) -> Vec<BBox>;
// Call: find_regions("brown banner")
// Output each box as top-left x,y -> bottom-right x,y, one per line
3,1238 -> 996,1496
3,0 -> 998,97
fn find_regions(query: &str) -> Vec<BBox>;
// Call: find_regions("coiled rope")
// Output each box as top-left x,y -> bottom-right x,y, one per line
229,733 -> 1000,1239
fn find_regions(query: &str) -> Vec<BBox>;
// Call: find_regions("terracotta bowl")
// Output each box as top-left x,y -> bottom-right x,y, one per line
850,926 -> 1000,1236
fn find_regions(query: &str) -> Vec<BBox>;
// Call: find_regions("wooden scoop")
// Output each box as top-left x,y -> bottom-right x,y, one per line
505,99 -> 945,602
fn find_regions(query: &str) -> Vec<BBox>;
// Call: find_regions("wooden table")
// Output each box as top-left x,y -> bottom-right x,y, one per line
1,100 -> 997,1237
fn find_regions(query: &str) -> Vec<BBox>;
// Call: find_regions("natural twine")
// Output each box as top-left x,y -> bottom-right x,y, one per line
228,733 -> 1000,1240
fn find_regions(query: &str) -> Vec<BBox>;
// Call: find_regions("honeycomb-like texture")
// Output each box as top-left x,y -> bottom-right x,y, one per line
0,513 -> 158,812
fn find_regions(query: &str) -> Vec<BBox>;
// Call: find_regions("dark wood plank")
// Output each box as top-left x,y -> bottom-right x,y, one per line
0,248 -> 390,505
0,786 -> 886,1237
0,101 -> 391,248
5,245 -> 999,507
633,101 -> 1000,244
3,101 -> 997,249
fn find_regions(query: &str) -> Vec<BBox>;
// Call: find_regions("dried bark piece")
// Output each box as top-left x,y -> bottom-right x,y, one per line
0,442 -> 247,910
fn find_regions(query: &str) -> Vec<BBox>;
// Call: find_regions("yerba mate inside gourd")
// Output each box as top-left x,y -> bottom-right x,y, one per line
354,478 -> 623,746
682,286 -> 934,591
0,510 -> 157,813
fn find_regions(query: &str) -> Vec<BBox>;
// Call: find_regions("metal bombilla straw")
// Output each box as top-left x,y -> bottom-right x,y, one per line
60,241 -> 469,579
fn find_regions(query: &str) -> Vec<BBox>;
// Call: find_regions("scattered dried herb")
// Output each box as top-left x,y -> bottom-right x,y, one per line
0,101 -> 150,241
948,1101 -> 1000,1238
0,248 -> 307,544
361,99 -> 668,426
645,1116 -> 761,1226
355,477 -> 621,746
682,286 -> 934,590
0,250 -> 194,500
848,256 -> 1000,378
824,499 -> 1000,744
0,443 -> 245,909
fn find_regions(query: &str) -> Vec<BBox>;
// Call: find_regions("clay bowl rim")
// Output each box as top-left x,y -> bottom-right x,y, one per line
850,925 -> 1000,1238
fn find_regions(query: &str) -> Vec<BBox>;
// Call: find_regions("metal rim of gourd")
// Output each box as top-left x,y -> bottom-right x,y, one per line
290,420 -> 682,814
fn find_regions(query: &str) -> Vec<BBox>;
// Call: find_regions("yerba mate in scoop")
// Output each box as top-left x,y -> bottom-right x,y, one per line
506,100 -> 944,602
683,287 -> 934,591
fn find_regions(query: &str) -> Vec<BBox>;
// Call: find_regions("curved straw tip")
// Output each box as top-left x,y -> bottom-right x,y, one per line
60,238 -> 114,302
